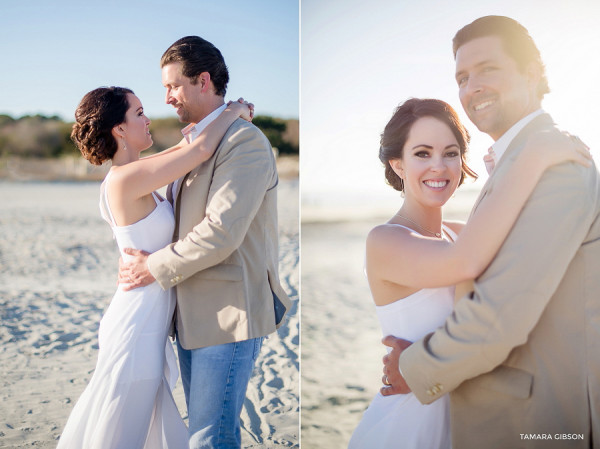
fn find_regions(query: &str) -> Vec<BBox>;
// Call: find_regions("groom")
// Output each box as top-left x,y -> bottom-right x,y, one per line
382,16 -> 600,448
119,36 -> 291,448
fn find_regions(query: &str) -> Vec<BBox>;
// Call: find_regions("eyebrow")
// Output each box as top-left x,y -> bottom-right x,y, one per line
455,59 -> 496,79
136,106 -> 143,112
412,144 -> 459,150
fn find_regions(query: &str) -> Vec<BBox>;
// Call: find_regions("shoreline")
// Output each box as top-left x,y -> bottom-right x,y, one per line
0,154 -> 299,182
302,185 -> 480,224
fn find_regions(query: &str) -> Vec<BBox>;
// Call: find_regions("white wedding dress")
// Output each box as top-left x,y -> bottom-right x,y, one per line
348,224 -> 457,449
57,171 -> 188,449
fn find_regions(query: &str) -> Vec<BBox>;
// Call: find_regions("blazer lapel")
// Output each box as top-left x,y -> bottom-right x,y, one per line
470,174 -> 494,218
173,171 -> 191,239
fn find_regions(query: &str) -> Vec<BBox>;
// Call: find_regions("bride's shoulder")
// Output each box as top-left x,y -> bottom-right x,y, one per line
105,163 -> 140,187
367,223 -> 415,250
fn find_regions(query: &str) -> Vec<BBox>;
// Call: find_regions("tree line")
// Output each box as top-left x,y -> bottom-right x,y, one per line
0,114 -> 299,159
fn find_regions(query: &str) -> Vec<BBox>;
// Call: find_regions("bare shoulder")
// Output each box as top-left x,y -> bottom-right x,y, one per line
109,163 -> 146,192
105,166 -> 127,188
367,223 -> 400,241
367,224 -> 413,253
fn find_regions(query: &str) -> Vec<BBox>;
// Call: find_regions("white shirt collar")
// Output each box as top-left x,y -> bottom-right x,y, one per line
181,103 -> 227,143
491,109 -> 544,162
170,103 -> 227,201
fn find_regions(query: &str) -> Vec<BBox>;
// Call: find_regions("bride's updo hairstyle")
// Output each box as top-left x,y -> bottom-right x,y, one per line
71,87 -> 134,165
379,98 -> 477,192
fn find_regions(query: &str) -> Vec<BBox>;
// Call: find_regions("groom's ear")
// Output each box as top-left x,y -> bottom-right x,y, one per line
196,72 -> 212,93
525,62 -> 542,95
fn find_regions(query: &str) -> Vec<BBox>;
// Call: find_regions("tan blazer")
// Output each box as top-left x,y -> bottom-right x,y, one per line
147,118 -> 292,350
400,114 -> 600,448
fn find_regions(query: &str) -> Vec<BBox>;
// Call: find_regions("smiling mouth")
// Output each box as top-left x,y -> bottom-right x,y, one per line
424,180 -> 449,189
473,100 -> 494,111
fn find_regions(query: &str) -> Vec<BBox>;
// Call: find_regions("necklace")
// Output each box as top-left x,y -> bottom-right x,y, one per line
393,213 -> 442,238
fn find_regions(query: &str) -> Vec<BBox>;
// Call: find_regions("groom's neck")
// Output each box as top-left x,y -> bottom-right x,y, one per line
195,96 -> 226,123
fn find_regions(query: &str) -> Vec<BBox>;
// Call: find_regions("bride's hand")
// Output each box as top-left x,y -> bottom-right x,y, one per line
226,97 -> 254,122
524,129 -> 592,171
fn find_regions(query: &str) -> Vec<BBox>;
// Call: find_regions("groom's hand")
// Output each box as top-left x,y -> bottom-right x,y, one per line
118,248 -> 156,291
380,335 -> 412,396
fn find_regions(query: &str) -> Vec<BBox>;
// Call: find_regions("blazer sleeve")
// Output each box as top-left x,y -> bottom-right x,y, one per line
399,161 -> 596,404
147,122 -> 276,289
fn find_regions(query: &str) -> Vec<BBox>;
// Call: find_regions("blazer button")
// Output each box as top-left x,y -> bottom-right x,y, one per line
431,383 -> 443,395
426,389 -> 434,396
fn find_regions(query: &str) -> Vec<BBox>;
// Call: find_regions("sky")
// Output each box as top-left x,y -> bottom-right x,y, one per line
0,0 -> 299,120
302,0 -> 600,215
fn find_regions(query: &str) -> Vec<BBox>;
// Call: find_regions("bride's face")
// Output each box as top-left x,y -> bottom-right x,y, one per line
392,116 -> 462,208
121,94 -> 153,153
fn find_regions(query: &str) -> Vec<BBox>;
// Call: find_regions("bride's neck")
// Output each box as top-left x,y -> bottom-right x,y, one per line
394,200 -> 443,233
111,146 -> 139,167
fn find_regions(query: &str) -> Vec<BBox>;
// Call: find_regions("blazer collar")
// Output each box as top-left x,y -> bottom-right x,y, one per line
470,113 -> 556,216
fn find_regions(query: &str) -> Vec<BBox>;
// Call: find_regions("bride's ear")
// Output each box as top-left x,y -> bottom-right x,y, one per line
389,159 -> 404,179
112,124 -> 126,140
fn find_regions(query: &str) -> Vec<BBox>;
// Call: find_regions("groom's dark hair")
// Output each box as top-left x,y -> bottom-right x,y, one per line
161,36 -> 229,97
453,16 -> 549,100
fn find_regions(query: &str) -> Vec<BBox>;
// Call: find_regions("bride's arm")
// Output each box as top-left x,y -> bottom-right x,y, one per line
367,130 -> 591,289
110,101 -> 252,200
140,137 -> 188,160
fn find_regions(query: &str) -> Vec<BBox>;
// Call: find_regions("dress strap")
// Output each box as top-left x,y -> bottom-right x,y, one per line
441,224 -> 458,242
99,170 -> 117,227
390,223 -> 422,235
150,191 -> 163,205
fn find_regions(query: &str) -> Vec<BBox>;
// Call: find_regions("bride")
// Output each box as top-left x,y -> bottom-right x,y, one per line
348,98 -> 590,448
57,86 -> 252,448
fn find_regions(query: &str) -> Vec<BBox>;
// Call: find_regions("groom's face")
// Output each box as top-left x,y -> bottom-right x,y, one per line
162,62 -> 205,123
455,36 -> 540,141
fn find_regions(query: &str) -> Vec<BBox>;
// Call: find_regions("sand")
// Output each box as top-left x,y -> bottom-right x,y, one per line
300,187 -> 478,449
0,178 -> 298,448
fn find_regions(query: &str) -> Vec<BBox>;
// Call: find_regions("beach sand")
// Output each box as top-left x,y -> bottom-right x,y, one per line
0,178 -> 298,448
300,187 -> 478,449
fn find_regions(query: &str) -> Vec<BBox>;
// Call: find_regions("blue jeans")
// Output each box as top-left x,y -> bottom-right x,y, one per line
177,336 -> 264,449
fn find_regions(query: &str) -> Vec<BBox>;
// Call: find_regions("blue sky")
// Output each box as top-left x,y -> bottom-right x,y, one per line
302,0 -> 600,209
0,0 -> 299,120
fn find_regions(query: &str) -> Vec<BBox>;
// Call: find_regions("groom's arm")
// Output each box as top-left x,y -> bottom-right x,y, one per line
147,122 -> 276,290
399,161 -> 595,404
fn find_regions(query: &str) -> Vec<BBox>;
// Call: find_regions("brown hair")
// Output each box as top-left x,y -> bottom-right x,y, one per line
453,15 -> 549,99
379,98 -> 477,192
160,36 -> 229,97
71,87 -> 133,165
